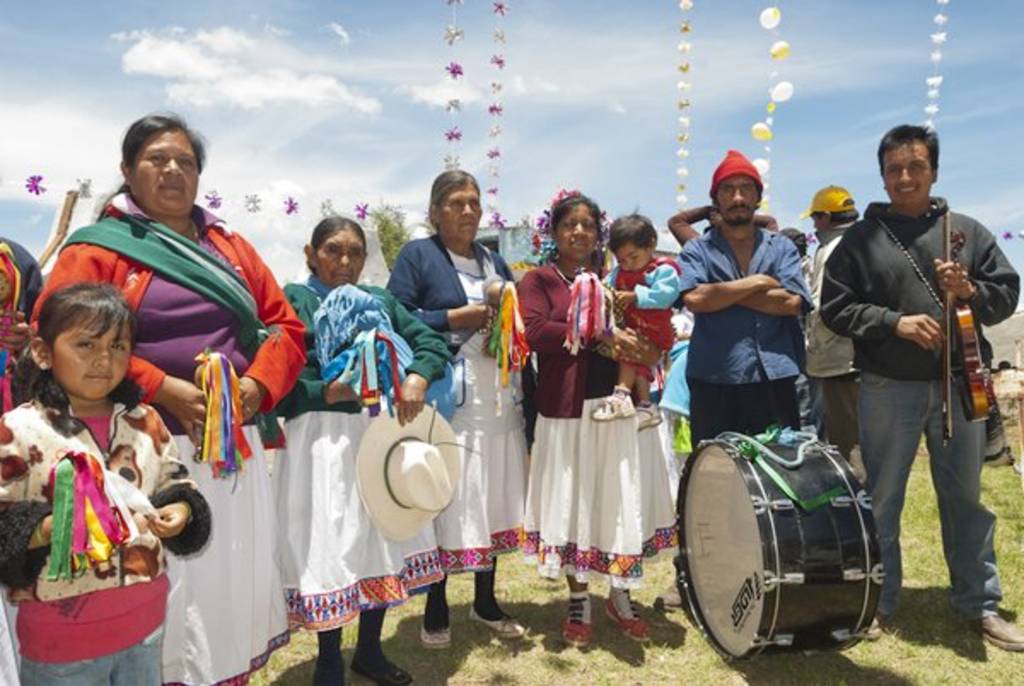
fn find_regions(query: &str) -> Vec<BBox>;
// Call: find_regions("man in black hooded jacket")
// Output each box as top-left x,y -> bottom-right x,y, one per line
822,124 -> 1022,650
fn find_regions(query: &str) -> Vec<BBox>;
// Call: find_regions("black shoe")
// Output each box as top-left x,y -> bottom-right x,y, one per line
350,659 -> 413,685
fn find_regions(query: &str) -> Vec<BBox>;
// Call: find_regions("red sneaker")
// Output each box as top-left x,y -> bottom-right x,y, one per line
562,617 -> 593,648
605,598 -> 650,642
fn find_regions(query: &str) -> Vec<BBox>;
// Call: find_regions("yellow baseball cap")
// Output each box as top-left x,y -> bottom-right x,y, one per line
800,185 -> 856,219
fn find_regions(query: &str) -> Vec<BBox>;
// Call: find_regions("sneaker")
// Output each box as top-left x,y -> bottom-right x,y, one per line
469,606 -> 527,638
605,598 -> 650,642
973,614 -> 1024,652
591,394 -> 635,422
864,613 -> 894,640
654,582 -> 683,612
636,404 -> 663,431
419,625 -> 451,649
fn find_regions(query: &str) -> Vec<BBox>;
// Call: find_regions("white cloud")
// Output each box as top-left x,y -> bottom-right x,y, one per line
115,27 -> 381,113
326,22 -> 351,46
396,78 -> 483,108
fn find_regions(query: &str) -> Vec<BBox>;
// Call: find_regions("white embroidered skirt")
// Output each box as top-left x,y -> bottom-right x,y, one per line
433,345 -> 528,573
1,598 -> 17,686
523,398 -> 678,589
161,427 -> 289,686
274,411 -> 443,631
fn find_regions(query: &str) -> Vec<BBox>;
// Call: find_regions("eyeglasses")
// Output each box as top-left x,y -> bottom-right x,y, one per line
142,152 -> 199,173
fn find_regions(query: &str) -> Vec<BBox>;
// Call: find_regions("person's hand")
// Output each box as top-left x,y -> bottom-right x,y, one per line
155,375 -> 206,447
447,303 -> 491,331
397,373 -> 428,426
0,311 -> 31,352
749,274 -> 781,291
708,208 -> 724,231
604,328 -> 661,366
933,259 -> 977,301
895,314 -> 943,350
147,503 -> 190,538
324,379 -> 358,405
616,290 -> 637,305
484,281 -> 506,307
238,376 -> 267,421
132,512 -> 152,535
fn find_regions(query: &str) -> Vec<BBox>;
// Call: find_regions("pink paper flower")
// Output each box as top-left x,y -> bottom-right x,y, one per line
204,191 -> 223,209
25,175 -> 46,195
285,197 -> 299,215
490,54 -> 506,70
487,187 -> 499,195
493,2 -> 508,16
1001,230 -> 1013,240
445,126 -> 463,142
354,203 -> 369,220
487,148 -> 501,159
489,212 -> 506,229
445,61 -> 464,79
488,103 -> 504,116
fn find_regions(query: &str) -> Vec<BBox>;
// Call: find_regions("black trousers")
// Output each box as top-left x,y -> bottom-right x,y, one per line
687,377 -> 800,446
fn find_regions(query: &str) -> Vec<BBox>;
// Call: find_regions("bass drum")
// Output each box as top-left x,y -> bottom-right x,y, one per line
676,437 -> 881,659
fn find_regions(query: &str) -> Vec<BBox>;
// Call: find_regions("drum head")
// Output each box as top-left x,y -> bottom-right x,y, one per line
683,442 -> 766,657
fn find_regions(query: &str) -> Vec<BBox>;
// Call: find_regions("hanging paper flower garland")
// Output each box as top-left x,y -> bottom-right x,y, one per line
925,0 -> 950,129
244,194 -> 262,213
25,175 -> 46,195
486,1 -> 508,229
284,197 -> 299,215
675,0 -> 694,209
750,4 -> 793,212
204,191 -> 223,209
442,0 -> 465,171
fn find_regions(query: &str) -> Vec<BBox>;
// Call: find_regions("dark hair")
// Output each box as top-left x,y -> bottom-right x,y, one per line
13,283 -> 141,437
307,216 -> 367,274
608,214 -> 657,253
428,170 -> 480,216
780,227 -> 808,258
550,193 -> 602,232
828,209 -> 860,224
122,113 -> 207,173
877,124 -> 939,175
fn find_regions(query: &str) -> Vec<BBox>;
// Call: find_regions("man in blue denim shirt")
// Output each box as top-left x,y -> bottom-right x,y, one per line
677,150 -> 812,444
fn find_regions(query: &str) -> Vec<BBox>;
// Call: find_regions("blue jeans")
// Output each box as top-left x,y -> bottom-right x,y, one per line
859,372 -> 1002,619
20,626 -> 162,686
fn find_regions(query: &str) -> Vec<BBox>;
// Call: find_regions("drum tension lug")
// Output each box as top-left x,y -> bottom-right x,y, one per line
843,568 -> 866,581
831,628 -> 853,641
764,571 -> 805,587
869,563 -> 886,585
751,495 -> 767,514
753,633 -> 794,648
831,495 -> 853,507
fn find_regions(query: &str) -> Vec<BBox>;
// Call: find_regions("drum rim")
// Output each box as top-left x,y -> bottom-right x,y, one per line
677,439 -> 781,659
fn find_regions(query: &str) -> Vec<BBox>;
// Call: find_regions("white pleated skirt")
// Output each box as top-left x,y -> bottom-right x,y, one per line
161,426 -> 289,686
274,411 -> 443,631
1,598 -> 17,686
523,399 -> 678,589
433,345 -> 528,573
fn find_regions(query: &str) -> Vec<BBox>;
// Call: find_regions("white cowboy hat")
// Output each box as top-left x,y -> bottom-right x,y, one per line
356,406 -> 460,542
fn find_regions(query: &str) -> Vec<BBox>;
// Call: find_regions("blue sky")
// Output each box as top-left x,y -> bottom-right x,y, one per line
1,0 -> 1022,284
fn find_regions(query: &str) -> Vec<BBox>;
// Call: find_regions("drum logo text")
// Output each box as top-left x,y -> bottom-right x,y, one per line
731,572 -> 762,630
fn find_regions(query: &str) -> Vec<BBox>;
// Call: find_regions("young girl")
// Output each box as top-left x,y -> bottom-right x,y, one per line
593,214 -> 682,430
0,283 -> 210,686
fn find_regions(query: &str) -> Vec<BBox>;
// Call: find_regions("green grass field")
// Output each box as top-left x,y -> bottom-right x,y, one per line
254,445 -> 1024,685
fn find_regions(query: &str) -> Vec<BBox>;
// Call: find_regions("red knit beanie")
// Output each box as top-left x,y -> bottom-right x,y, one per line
710,150 -> 763,199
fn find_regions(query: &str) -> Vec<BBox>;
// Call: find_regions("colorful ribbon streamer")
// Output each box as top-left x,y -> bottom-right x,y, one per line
46,452 -> 132,581
195,350 -> 253,478
564,272 -> 612,355
485,282 -> 530,409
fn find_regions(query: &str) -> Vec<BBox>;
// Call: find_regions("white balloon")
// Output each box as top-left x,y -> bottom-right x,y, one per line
760,7 -> 782,30
770,81 -> 794,102
752,158 -> 771,176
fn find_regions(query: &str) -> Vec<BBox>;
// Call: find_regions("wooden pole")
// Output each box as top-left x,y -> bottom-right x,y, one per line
37,190 -> 79,270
